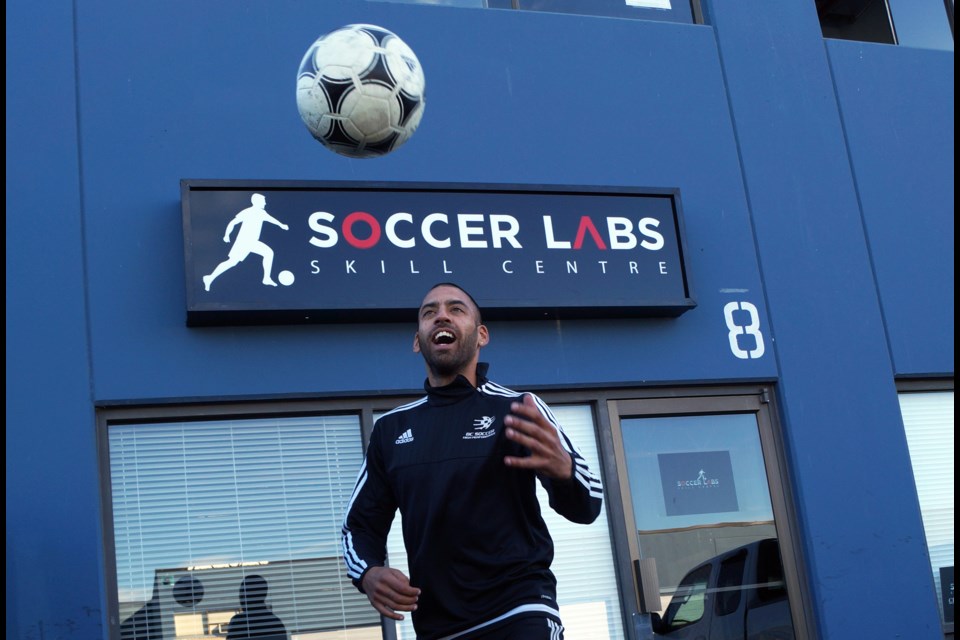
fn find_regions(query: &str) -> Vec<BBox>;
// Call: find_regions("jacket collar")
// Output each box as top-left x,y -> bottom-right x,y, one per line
424,362 -> 489,406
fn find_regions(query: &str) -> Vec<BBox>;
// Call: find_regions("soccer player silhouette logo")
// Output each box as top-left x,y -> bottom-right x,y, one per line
203,193 -> 289,292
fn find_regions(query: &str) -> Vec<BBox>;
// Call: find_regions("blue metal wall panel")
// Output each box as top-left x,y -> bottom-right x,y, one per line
827,40 -> 954,376
6,1 -> 105,638
709,0 -> 945,636
72,2 -> 774,401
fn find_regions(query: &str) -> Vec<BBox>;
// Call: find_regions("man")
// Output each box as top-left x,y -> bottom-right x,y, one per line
342,283 -> 603,639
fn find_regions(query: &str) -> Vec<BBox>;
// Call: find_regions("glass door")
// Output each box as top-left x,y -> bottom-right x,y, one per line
609,390 -> 807,639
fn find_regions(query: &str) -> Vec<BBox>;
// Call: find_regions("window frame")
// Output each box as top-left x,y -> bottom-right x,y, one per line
595,384 -> 813,640
97,396 -> 406,640
98,383 -> 809,640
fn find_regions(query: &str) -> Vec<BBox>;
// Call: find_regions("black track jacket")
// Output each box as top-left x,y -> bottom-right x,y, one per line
342,364 -> 603,639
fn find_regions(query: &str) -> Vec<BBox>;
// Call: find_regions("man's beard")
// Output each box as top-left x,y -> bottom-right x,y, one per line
421,329 -> 480,381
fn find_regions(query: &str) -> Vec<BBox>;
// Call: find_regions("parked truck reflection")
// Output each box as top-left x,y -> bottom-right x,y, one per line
651,538 -> 794,639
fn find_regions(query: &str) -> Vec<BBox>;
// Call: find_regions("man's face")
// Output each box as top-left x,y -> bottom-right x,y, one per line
413,285 -> 488,382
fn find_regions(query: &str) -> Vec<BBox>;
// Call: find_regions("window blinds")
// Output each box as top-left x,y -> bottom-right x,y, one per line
108,415 -> 379,639
898,391 -> 954,624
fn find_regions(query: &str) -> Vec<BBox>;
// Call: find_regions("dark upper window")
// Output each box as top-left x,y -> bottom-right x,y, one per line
817,0 -> 897,44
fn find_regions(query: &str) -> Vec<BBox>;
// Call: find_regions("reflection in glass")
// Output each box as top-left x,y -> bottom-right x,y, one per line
620,411 -> 795,638
109,415 -> 379,639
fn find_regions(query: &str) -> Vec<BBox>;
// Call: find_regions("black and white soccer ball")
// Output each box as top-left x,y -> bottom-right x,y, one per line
296,24 -> 426,159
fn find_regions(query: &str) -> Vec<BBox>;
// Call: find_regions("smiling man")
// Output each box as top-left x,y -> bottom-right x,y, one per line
342,283 -> 603,640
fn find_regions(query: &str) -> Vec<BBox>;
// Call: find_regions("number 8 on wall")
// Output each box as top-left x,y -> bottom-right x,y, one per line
723,301 -> 766,359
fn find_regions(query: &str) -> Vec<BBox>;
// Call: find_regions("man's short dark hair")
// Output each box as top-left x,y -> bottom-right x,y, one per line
422,282 -> 483,324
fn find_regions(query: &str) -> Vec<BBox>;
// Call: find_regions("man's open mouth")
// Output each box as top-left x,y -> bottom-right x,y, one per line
432,330 -> 456,345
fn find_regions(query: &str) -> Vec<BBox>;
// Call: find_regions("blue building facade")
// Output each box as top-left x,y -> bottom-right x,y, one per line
7,1 -> 953,639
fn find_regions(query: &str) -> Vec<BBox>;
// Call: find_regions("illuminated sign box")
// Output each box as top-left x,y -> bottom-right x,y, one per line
182,180 -> 696,325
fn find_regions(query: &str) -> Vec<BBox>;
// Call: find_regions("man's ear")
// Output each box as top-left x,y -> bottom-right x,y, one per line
478,324 -> 489,348
413,332 -> 422,353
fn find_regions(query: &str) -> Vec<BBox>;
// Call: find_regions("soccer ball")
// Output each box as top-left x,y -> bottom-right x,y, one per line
296,24 -> 426,159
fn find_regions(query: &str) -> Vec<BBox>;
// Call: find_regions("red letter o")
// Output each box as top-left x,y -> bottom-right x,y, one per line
342,212 -> 381,249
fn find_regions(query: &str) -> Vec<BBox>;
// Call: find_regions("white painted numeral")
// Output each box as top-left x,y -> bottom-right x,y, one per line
723,301 -> 766,359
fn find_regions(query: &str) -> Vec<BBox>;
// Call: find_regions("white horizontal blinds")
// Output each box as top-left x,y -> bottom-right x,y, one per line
384,508 -> 414,639
384,405 -> 624,640
539,405 -> 624,640
898,391 -> 954,624
109,415 -> 379,640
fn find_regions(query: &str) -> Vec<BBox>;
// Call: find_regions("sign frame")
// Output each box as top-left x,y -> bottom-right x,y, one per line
182,179 -> 697,326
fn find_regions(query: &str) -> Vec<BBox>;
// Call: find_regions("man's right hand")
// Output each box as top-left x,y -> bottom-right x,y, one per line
361,566 -> 420,620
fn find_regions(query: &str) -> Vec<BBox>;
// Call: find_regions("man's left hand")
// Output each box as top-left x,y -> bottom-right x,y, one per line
503,394 -> 572,480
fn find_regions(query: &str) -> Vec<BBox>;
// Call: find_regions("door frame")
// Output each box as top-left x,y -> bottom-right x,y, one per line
376,383 -> 813,638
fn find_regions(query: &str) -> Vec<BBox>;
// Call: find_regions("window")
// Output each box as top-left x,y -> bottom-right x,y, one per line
817,0 -> 897,44
817,0 -> 955,48
608,387 -> 809,638
898,383 -> 954,632
489,0 -> 698,24
102,410 -> 380,640
714,550 -> 746,616
100,387 -> 810,639
370,0 -> 701,24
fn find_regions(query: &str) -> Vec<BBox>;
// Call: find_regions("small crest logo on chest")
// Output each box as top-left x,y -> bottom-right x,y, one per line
464,416 -> 497,440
